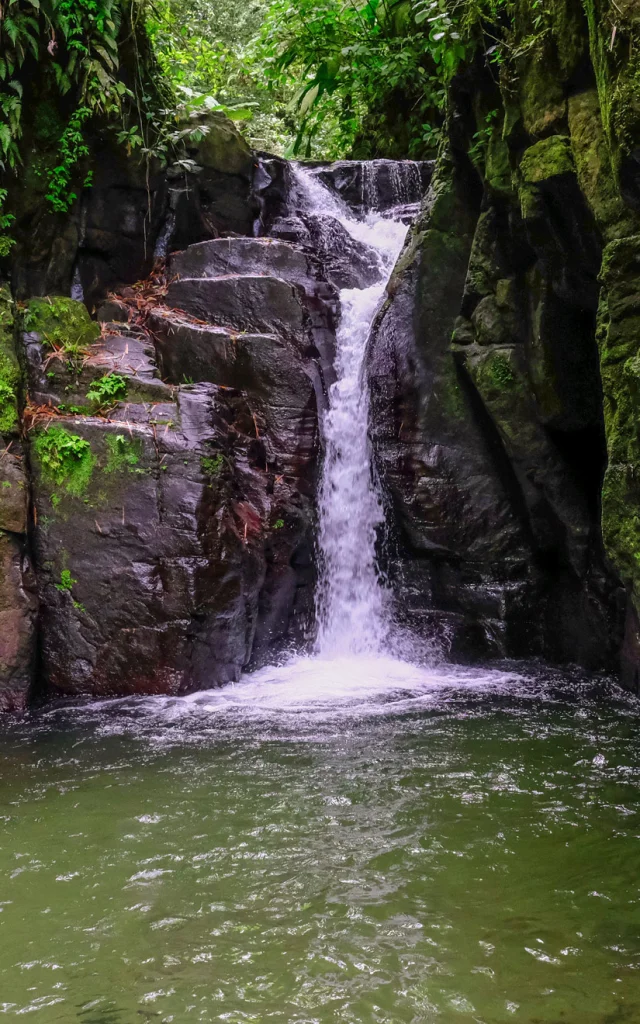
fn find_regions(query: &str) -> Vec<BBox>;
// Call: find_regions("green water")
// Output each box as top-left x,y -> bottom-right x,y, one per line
1,660 -> 639,1022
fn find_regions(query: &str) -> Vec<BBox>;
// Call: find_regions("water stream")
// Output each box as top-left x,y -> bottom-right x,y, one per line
292,165 -> 408,657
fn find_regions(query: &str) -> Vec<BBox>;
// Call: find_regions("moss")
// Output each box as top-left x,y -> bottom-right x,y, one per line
0,353 -> 19,435
33,427 -> 96,497
33,101 -> 66,145
485,351 -> 516,390
201,454 -> 224,478
484,129 -> 512,193
518,44 -> 567,138
583,0 -> 640,179
22,297 -> 100,357
438,358 -> 467,421
601,464 -> 640,590
520,135 -> 575,184
0,287 -> 19,436
567,89 -> 637,241
104,433 -> 144,474
596,236 -> 640,593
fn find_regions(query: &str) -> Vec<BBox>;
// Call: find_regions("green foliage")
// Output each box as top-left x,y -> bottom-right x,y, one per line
45,106 -> 91,212
273,518 -> 284,529
145,0 -> 290,153
201,453 -> 224,478
104,432 -> 143,473
86,372 -> 127,409
55,568 -> 77,592
468,108 -> 498,166
0,188 -> 15,258
34,426 -> 96,496
0,1 -> 155,211
253,0 -> 469,157
0,353 -> 19,434
22,296 -> 100,356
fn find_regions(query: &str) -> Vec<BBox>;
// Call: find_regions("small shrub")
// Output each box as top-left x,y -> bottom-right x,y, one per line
273,518 -> 284,530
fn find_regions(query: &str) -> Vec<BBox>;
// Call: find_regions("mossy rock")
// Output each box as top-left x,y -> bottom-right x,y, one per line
597,235 -> 640,592
485,131 -> 512,193
520,135 -> 575,184
518,48 -> 566,138
568,90 -> 637,241
0,286 -> 20,437
32,426 -> 97,500
22,297 -> 100,356
189,112 -> 253,178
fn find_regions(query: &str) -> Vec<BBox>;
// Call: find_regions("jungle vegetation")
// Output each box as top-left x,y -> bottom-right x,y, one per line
0,0 -> 512,246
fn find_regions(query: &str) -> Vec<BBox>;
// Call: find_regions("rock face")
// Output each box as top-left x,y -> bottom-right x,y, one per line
9,111 -> 258,308
12,229 -> 332,699
368,0 -> 640,678
5,2 -> 640,704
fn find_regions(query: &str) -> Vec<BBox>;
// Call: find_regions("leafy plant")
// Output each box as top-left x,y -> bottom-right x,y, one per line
468,107 -> 499,165
0,1 -> 163,211
86,372 -> 127,409
0,352 -> 19,434
201,453 -> 224,478
104,432 -> 143,473
55,568 -> 77,592
0,188 -> 15,258
34,426 -> 95,496
45,106 -> 92,212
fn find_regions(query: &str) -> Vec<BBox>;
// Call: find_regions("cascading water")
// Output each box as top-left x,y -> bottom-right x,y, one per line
291,166 -> 408,657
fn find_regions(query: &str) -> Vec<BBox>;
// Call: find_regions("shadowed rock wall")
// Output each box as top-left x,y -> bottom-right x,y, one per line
369,0 -> 640,683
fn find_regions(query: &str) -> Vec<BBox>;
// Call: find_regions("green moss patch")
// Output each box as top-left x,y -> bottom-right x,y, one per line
33,427 -> 95,497
0,287 -> 20,436
520,135 -> 573,185
23,297 -> 100,357
0,352 -> 19,434
201,454 -> 224,478
104,433 -> 144,474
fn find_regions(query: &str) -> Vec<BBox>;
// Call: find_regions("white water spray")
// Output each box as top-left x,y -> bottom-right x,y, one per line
292,166 -> 408,657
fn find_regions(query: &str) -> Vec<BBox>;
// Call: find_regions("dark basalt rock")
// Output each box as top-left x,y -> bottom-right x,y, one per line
369,149 -> 620,669
168,235 -> 339,395
166,275 -> 310,339
313,159 -> 433,214
10,112 -> 258,307
171,237 -> 317,287
23,308 -> 318,696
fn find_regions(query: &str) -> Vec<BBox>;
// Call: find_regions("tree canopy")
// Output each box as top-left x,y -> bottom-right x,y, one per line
0,0 -> 510,251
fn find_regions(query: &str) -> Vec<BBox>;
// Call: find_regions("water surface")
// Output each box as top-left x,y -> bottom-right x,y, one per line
1,659 -> 639,1023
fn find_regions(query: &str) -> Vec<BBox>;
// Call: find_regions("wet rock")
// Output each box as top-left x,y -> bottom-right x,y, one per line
0,531 -> 36,712
167,275 -> 308,338
369,147 -> 618,669
313,159 -> 433,214
96,299 -> 130,323
0,452 -> 28,535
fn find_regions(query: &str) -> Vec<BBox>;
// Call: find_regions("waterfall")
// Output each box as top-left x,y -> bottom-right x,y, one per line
291,165 -> 408,657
